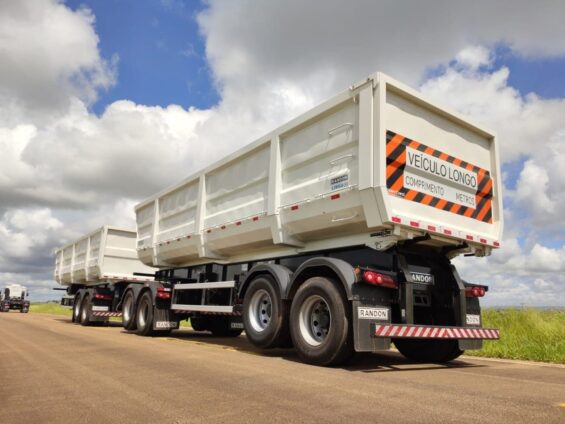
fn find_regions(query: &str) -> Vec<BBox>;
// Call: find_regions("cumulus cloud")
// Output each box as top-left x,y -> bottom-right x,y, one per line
420,57 -> 565,163
0,0 -> 116,125
0,208 -> 66,273
512,131 -> 565,231
1,0 -> 565,302
199,0 -> 565,101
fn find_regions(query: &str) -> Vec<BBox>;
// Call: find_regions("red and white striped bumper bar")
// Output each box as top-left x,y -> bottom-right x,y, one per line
92,311 -> 123,317
373,324 -> 499,340
172,310 -> 241,316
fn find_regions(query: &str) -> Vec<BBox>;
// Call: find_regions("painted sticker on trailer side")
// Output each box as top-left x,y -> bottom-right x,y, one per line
330,174 -> 349,191
358,307 -> 389,320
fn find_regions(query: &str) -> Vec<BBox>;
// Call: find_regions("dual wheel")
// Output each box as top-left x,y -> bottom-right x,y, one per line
243,276 -> 353,366
122,291 -> 172,337
72,294 -> 98,326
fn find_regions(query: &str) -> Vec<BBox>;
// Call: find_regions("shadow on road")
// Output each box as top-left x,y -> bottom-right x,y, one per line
53,318 -> 484,373
163,327 -> 484,373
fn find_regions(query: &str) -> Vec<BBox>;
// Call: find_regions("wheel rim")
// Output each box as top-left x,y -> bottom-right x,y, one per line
298,295 -> 331,347
123,294 -> 133,323
138,301 -> 148,328
247,289 -> 273,332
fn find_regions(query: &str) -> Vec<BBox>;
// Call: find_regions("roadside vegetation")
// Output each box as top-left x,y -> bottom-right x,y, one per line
466,308 -> 565,364
30,303 -> 564,363
30,302 -> 71,316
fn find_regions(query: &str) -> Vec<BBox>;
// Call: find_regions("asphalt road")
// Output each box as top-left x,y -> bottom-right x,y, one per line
1,313 -> 564,424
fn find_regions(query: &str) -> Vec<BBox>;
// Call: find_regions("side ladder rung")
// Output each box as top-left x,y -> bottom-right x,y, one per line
174,281 -> 235,290
171,304 -> 234,313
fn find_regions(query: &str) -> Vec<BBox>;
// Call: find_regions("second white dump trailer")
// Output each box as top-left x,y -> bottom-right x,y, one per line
56,72 -> 502,365
54,226 -> 173,328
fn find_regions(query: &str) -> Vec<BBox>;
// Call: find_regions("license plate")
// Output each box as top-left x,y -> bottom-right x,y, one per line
230,322 -> 244,330
358,307 -> 389,320
466,314 -> 481,325
92,306 -> 109,312
155,321 -> 179,329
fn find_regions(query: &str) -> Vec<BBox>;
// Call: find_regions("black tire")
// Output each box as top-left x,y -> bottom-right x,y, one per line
289,277 -> 354,366
80,295 -> 93,326
135,292 -> 155,336
243,275 -> 290,348
190,316 -> 209,331
121,290 -> 137,331
209,317 -> 244,337
394,339 -> 464,363
72,294 -> 82,323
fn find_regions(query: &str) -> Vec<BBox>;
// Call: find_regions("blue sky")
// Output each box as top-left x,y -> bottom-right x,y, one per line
64,1 -> 565,113
66,0 -> 219,114
1,0 -> 564,305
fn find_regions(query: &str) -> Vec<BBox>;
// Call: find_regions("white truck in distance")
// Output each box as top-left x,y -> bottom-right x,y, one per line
1,284 -> 30,313
56,72 -> 502,366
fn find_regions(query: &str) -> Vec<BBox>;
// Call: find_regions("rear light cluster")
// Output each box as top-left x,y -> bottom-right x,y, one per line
362,271 -> 398,289
94,293 -> 112,301
156,287 -> 172,300
465,286 -> 486,297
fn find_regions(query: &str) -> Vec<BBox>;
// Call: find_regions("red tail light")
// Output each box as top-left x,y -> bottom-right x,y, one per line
465,286 -> 486,297
363,271 -> 398,289
156,287 -> 171,300
94,293 -> 112,301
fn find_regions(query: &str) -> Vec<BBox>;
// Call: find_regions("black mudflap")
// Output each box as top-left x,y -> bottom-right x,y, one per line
352,300 -> 391,352
229,317 -> 244,331
152,307 -> 180,331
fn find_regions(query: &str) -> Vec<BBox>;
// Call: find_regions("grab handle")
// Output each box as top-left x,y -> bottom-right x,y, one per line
328,122 -> 353,136
329,154 -> 354,166
331,213 -> 358,223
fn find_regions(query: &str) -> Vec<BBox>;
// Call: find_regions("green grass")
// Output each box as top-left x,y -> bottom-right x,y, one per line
466,308 -> 565,364
30,302 -> 72,316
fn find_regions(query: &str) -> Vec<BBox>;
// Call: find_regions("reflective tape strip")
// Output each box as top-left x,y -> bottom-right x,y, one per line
92,312 -> 123,317
373,324 -> 499,339
172,310 -> 242,316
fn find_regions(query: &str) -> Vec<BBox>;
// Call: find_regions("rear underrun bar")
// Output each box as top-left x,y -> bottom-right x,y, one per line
373,324 -> 500,339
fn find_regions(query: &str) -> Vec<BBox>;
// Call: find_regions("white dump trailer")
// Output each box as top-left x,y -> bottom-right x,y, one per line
54,226 -> 156,321
136,73 -> 501,268
0,284 -> 29,313
54,226 -> 155,286
59,72 -> 501,366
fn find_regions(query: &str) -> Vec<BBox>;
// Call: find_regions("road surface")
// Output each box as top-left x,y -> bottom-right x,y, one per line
1,312 -> 564,423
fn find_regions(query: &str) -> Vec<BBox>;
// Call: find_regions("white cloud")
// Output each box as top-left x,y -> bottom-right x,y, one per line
513,131 -> 565,230
0,208 -> 68,279
1,0 -> 565,305
420,65 -> 565,163
454,46 -> 493,71
0,0 -> 116,125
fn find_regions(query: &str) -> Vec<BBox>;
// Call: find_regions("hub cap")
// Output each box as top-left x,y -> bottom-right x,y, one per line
248,289 -> 272,332
298,295 -> 331,346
